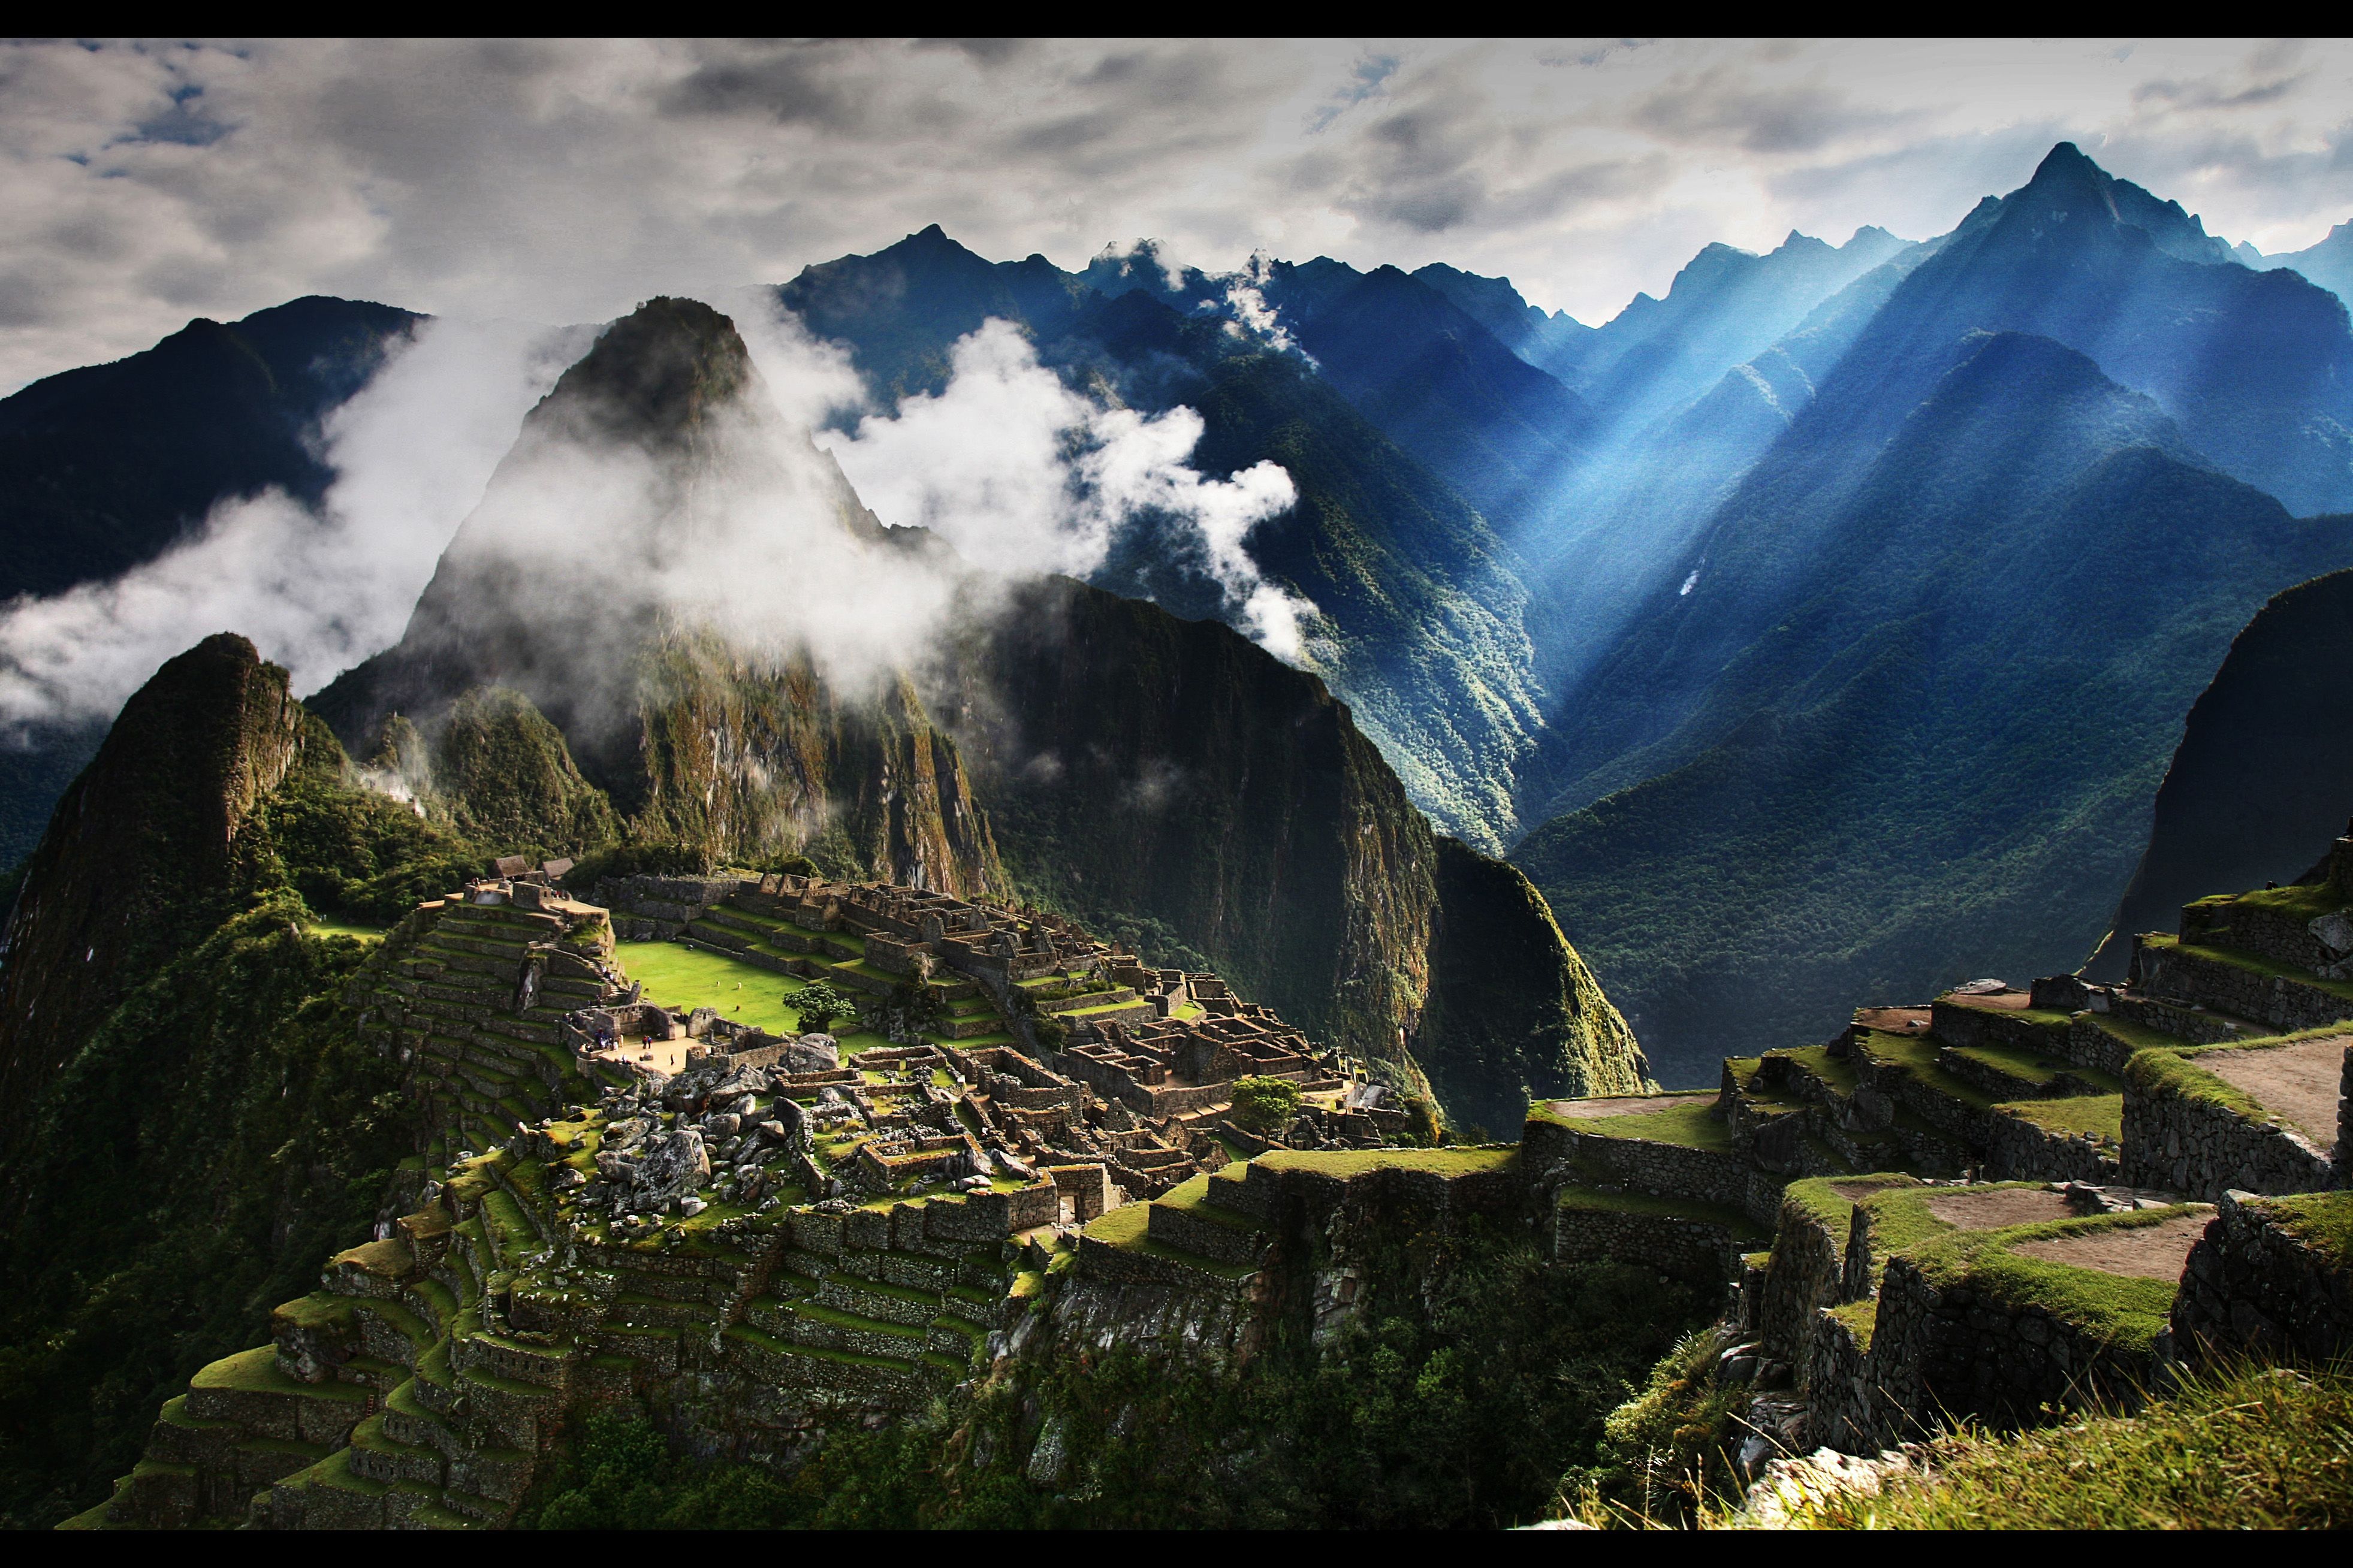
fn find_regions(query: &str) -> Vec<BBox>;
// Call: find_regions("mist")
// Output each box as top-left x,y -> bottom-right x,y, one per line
0,289 -> 1314,751
787,315 -> 1313,660
0,315 -> 590,737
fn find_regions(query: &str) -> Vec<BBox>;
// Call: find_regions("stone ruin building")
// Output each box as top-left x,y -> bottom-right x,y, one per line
88,830 -> 2353,1530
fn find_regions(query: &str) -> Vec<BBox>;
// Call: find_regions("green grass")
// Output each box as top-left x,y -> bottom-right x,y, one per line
1744,1363 -> 2353,1528
190,1345 -> 368,1401
1946,1039 -> 2060,1087
1771,1044 -> 1857,1093
1252,1147 -> 1518,1177
2089,1014 -> 2191,1053
2257,1190 -> 2353,1271
1853,1029 -> 1996,1110
1906,1207 -> 2201,1355
1782,1173 -> 1920,1235
1154,1173 -> 1262,1231
2148,933 -> 2353,1004
1559,1101 -> 1732,1152
1998,1093 -> 2123,1143
2124,1045 -> 2272,1122
2213,881 -> 2345,924
306,919 -> 387,942
614,939 -> 811,1034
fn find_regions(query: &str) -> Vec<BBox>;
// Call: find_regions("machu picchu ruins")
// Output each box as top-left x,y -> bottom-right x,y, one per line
82,856 -> 1422,1528
67,812 -> 2353,1529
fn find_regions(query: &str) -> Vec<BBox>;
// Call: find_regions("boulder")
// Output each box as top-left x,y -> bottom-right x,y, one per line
633,1129 -> 711,1208
783,1034 -> 840,1074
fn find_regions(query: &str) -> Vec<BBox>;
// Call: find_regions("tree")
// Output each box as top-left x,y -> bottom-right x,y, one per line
792,980 -> 855,1035
1229,1075 -> 1302,1133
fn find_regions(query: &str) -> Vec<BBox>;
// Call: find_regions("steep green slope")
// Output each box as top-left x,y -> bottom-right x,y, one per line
1517,335 -> 2353,1083
2092,568 -> 2353,975
427,685 -> 620,851
0,634 -> 306,1143
0,638 -> 473,1527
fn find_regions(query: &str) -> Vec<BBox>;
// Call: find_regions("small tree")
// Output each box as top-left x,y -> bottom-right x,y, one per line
1229,1075 -> 1302,1134
792,980 -> 855,1035
1402,1093 -> 1445,1147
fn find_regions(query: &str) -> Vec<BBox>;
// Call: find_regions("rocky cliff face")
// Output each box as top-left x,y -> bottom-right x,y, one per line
2093,567 -> 2353,975
0,634 -> 303,1152
933,577 -> 1643,1107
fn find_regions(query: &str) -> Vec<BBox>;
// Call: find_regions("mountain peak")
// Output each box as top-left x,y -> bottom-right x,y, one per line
542,296 -> 753,453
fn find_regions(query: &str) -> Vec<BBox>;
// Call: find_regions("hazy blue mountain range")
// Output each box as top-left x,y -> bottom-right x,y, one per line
2239,219 -> 2353,314
777,226 -> 1560,851
1511,144 -> 2353,1080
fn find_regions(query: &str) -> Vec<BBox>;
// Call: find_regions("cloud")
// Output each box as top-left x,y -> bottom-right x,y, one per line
804,316 -> 1313,659
4,38 -> 2353,386
0,313 -> 587,732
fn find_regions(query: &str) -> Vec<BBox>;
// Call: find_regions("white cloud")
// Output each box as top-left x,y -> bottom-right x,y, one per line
0,314 -> 586,731
5,39 -> 2353,390
810,318 -> 1311,659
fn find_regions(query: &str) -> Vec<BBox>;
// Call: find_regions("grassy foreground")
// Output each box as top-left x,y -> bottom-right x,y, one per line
1738,1362 -> 2353,1530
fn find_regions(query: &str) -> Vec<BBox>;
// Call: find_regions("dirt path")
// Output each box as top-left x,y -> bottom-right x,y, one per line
1854,1007 -> 1930,1034
2200,1035 -> 2346,1144
1545,1092 -> 1713,1119
1924,1188 -> 2076,1229
592,1035 -> 691,1077
2011,1211 -> 2216,1279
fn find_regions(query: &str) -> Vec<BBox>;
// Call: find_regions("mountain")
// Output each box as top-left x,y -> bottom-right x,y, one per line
1515,328 -> 2353,1083
0,636 -> 459,1524
2247,220 -> 2353,312
1408,262 -> 1595,374
1548,228 -> 1912,447
0,296 -> 421,868
1792,143 -> 2353,519
1248,258 -> 1595,533
0,633 -> 305,1142
778,230 -> 1557,850
0,296 -> 420,602
934,575 -> 1640,1131
2092,567 -> 2353,975
317,295 -> 1640,1117
313,296 -> 1005,898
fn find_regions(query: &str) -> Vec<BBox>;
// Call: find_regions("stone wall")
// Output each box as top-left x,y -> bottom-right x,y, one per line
1800,1307 -> 1884,1454
1752,1192 -> 1848,1361
2134,938 -> 2353,1035
1983,1105 -> 2122,1185
2120,1055 -> 2336,1200
1549,1203 -> 1751,1287
1524,1114 -> 1785,1227
1863,1252 -> 2157,1437
2172,1191 -> 2353,1364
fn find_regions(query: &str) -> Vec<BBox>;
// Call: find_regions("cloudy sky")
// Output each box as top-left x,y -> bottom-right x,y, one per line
5,36 -> 2352,391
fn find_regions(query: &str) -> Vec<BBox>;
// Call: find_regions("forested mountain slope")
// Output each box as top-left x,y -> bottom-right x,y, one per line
1516,333 -> 2353,1083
